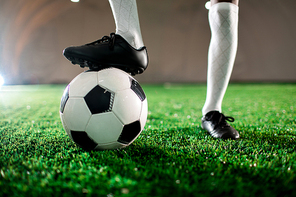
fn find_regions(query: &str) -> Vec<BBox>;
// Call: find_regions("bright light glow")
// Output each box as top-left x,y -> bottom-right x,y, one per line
71,0 -> 80,2
0,75 -> 4,87
205,1 -> 211,10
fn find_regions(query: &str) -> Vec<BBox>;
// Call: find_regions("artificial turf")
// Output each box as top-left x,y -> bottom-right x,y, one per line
0,83 -> 295,197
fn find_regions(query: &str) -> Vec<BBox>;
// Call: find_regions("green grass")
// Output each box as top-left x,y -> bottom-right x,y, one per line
0,83 -> 295,197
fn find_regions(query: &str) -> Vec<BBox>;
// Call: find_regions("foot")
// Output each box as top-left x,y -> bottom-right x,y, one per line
63,33 -> 148,75
201,111 -> 240,140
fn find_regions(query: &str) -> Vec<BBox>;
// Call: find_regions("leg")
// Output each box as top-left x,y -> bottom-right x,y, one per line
109,0 -> 144,49
63,0 -> 148,75
201,0 -> 240,140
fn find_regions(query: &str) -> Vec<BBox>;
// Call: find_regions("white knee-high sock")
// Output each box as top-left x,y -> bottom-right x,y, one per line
202,3 -> 239,116
109,0 -> 144,49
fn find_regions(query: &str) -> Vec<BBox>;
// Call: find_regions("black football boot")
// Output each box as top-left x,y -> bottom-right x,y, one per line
201,111 -> 240,140
63,33 -> 148,75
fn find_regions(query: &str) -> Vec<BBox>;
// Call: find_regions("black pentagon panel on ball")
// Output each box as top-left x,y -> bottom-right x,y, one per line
60,85 -> 69,113
84,85 -> 114,114
70,130 -> 98,151
130,78 -> 146,101
118,121 -> 141,144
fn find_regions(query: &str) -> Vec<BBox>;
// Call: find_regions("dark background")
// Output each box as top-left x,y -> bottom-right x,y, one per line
1,0 -> 295,84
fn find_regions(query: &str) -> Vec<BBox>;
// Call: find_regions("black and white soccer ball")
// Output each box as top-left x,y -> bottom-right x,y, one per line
60,68 -> 148,150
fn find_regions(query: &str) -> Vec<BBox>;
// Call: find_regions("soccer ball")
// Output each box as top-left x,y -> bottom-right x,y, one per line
60,68 -> 148,150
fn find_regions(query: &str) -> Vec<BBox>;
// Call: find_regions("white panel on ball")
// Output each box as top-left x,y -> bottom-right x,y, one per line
139,99 -> 148,131
94,142 -> 125,150
63,98 -> 92,131
86,112 -> 123,144
69,71 -> 98,97
112,89 -> 142,124
60,114 -> 72,140
97,68 -> 131,92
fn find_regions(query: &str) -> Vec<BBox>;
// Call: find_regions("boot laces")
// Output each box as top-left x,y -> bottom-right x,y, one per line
207,111 -> 235,129
218,114 -> 234,128
86,33 -> 116,50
